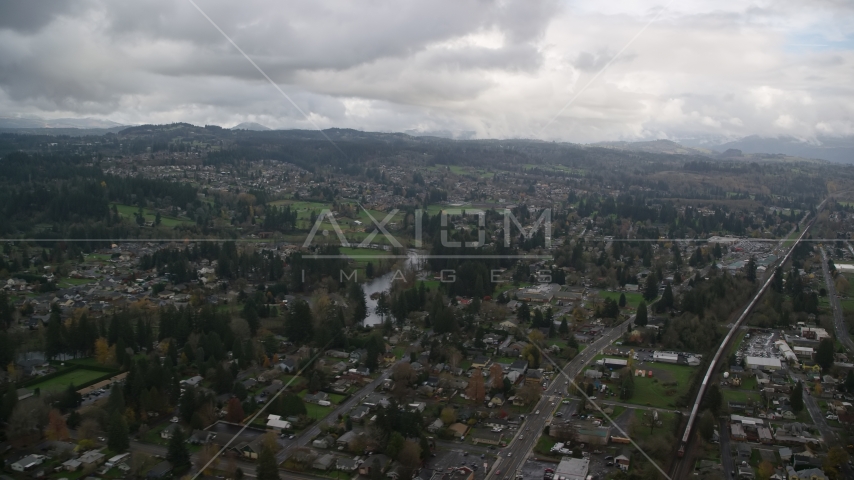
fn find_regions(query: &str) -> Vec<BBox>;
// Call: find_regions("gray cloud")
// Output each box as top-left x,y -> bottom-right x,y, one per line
0,0 -> 852,143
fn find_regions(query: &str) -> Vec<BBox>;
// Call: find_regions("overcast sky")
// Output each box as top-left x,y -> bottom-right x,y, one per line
1,0 -> 852,143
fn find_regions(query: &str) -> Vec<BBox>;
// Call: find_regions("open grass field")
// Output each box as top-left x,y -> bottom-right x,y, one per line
629,409 -> 679,444
721,388 -> 761,404
113,204 -> 194,227
622,362 -> 697,409
598,291 -> 645,309
29,368 -> 106,392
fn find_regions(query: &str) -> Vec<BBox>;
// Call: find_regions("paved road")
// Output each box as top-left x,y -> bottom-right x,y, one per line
790,372 -> 837,444
277,361 -> 399,463
828,245 -> 854,352
718,418 -> 734,480
485,315 -> 635,479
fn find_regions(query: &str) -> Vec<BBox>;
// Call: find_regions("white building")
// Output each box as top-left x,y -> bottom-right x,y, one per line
555,457 -> 590,480
745,356 -> 782,371
653,351 -> 679,364
266,414 -> 292,431
793,346 -> 814,359
774,340 -> 798,363
11,455 -> 44,472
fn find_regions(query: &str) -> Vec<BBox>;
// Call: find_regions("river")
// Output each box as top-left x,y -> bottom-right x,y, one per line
362,250 -> 424,326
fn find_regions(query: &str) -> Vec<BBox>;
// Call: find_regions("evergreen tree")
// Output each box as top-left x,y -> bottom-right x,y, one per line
643,274 -> 658,301
658,284 -> 674,312
845,370 -> 854,393
790,381 -> 804,412
745,256 -> 757,283
107,410 -> 130,452
243,300 -> 260,336
618,293 -> 626,308
284,299 -> 314,343
815,338 -> 835,372
559,318 -> 569,335
702,385 -> 722,415
45,304 -> 64,360
698,410 -> 715,442
166,426 -> 190,469
635,301 -> 648,327
349,282 -> 367,325
256,446 -> 280,480
106,384 -> 125,415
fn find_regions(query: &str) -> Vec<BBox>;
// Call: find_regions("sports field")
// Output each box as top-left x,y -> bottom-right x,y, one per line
28,368 -> 106,392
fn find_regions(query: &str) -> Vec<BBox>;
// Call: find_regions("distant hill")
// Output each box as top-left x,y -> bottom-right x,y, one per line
591,139 -> 711,156
231,122 -> 270,131
709,135 -> 854,164
0,115 -> 125,129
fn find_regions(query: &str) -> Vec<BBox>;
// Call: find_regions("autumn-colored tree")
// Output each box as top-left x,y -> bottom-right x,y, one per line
391,362 -> 417,401
44,409 -> 69,440
517,382 -> 542,405
440,407 -> 457,425
225,397 -> 245,423
489,364 -> 504,390
195,444 -> 220,475
398,440 -> 422,479
528,329 -> 545,346
466,369 -> 486,404
814,383 -> 823,396
94,337 -> 115,365
823,446 -> 849,479
261,431 -> 281,453
757,460 -> 775,480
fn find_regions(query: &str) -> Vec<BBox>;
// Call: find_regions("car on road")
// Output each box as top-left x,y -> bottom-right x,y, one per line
507,452 -> 512,457
589,396 -> 597,400
535,410 -> 540,415
555,412 -> 563,417
520,435 -> 524,440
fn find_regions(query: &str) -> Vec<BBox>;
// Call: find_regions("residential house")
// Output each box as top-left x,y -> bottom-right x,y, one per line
12,455 -> 44,472
187,430 -> 214,445
146,461 -> 173,479
615,454 -> 630,472
304,392 -> 330,405
509,360 -> 528,374
160,423 -> 183,440
351,405 -> 370,422
785,466 -> 828,480
358,454 -> 389,476
313,454 -> 335,471
336,458 -> 360,472
276,359 -> 297,373
266,414 -> 292,431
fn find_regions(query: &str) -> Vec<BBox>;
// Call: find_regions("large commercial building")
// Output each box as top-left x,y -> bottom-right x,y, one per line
555,457 -> 590,480
774,340 -> 798,364
745,356 -> 782,371
653,351 -> 679,364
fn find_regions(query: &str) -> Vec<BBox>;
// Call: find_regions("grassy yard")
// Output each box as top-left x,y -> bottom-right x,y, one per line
622,363 -> 697,409
534,434 -> 558,456
721,388 -> 762,404
629,409 -> 679,445
598,291 -> 646,309
28,368 -> 107,392
304,402 -> 333,420
113,203 -> 193,227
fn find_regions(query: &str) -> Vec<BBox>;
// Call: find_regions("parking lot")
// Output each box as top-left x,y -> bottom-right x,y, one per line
735,331 -> 782,364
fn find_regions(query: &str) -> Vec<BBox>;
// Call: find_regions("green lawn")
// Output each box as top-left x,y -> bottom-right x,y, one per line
721,388 -> 761,404
28,368 -> 107,392
534,434 -> 558,456
621,363 -> 697,409
598,291 -> 645,309
113,203 -> 193,227
629,409 -> 679,444
304,402 -> 333,420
